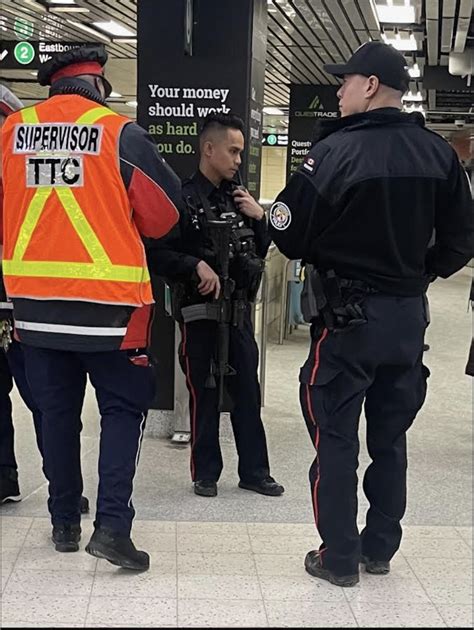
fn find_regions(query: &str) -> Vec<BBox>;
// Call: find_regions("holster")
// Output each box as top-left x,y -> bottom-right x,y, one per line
301,266 -> 371,332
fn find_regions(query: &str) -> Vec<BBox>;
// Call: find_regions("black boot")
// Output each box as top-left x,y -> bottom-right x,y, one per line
194,480 -> 218,497
305,550 -> 359,587
361,555 -> 390,575
238,476 -> 285,497
52,523 -> 81,552
85,526 -> 150,571
0,467 -> 21,504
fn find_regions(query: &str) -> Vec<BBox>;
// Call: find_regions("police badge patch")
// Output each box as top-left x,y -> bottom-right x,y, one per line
270,202 -> 292,231
303,156 -> 315,173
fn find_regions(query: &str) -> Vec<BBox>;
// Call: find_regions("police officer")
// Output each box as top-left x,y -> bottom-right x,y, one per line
0,85 -> 89,512
1,46 -> 180,570
148,113 -> 284,498
270,42 -> 473,586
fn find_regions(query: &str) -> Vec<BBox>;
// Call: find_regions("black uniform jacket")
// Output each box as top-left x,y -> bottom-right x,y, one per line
147,170 -> 270,284
270,108 -> 474,297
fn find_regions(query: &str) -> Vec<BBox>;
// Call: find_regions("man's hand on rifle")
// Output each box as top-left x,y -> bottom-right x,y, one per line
196,260 -> 221,299
232,188 -> 265,221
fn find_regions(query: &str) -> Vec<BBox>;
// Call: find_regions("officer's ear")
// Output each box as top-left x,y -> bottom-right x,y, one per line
202,139 -> 214,158
365,75 -> 380,99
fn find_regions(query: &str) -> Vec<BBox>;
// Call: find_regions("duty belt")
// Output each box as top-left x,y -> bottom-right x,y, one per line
301,267 -> 376,332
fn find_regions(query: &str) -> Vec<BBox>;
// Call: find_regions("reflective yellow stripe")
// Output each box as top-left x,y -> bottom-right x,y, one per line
10,104 -> 148,288
13,187 -> 52,261
56,188 -> 111,266
76,106 -> 118,125
20,106 -> 40,123
3,260 -> 150,283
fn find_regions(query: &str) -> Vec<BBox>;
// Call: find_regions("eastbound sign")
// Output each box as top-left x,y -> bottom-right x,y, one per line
0,41 -> 95,70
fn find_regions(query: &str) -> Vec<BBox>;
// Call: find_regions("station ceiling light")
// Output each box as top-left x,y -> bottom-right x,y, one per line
92,20 -> 135,38
382,32 -> 418,51
402,90 -> 424,101
408,62 -> 421,78
263,107 -> 285,115
66,19 -> 111,42
376,1 -> 416,24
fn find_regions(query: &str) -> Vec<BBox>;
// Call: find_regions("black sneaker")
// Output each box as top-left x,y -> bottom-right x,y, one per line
305,550 -> 359,587
52,523 -> 81,552
80,495 -> 90,514
361,555 -> 390,575
238,476 -> 284,497
194,480 -> 218,497
85,526 -> 150,571
0,468 -> 21,504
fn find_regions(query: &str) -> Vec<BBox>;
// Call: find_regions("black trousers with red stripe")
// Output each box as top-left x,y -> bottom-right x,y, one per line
179,309 -> 270,484
299,294 -> 430,577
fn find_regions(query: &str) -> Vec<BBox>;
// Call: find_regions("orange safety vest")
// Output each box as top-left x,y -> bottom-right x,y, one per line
1,95 -> 153,307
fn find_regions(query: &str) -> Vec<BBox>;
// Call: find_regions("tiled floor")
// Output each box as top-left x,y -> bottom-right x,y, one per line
1,516 -> 472,628
1,268 -> 472,627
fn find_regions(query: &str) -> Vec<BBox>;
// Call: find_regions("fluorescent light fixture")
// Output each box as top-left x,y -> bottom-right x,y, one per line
92,20 -> 135,37
382,32 -> 418,51
51,7 -> 90,12
67,20 -> 111,42
402,90 -> 423,101
408,62 -> 421,77
48,0 -> 77,4
126,101 -> 138,108
24,0 -> 47,11
376,3 -> 416,24
109,91 -> 122,98
263,107 -> 285,115
112,38 -> 137,44
403,103 -> 425,116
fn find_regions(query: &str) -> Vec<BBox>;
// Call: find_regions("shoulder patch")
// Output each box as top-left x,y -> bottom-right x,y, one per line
302,156 -> 316,174
269,202 -> 292,231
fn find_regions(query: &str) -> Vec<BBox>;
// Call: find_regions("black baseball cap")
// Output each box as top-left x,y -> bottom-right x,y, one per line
323,41 -> 410,92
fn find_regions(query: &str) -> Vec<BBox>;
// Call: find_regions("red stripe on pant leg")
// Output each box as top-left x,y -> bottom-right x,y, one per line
307,328 -> 329,561
182,324 -> 197,481
306,384 -> 320,529
185,356 -> 197,481
310,327 -> 329,385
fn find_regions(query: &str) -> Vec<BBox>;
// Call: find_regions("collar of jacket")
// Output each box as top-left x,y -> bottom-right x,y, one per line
192,169 -> 233,200
49,77 -> 107,106
313,108 -> 426,142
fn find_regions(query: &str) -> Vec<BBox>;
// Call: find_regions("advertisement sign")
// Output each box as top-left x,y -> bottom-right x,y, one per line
138,0 -> 267,408
286,85 -> 339,180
